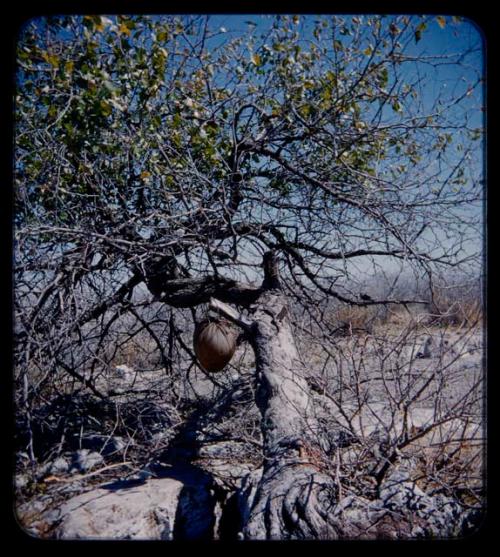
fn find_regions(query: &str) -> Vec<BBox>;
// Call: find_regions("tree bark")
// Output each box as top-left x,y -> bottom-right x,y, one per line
210,253 -> 340,539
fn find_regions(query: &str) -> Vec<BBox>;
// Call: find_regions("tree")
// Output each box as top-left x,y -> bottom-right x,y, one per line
14,14 -> 484,539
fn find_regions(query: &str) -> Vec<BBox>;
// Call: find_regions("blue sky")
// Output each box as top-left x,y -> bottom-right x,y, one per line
17,14 -> 485,285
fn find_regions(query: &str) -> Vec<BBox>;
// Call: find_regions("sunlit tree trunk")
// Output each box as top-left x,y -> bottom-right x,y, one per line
211,253 -> 340,539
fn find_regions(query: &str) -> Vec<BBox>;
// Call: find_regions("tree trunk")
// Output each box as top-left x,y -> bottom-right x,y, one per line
242,291 -> 338,539
210,253 -> 340,540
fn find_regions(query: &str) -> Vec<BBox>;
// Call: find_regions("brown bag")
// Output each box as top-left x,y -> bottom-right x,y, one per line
193,318 -> 237,373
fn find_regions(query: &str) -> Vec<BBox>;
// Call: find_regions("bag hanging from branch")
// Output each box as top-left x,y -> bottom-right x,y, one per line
193,318 -> 238,373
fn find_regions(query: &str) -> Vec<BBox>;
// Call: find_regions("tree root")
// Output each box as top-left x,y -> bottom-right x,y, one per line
240,462 -> 339,540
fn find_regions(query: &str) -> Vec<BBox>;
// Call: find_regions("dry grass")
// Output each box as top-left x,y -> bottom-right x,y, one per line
330,305 -> 380,333
404,435 -> 484,507
328,287 -> 482,334
429,289 -> 483,328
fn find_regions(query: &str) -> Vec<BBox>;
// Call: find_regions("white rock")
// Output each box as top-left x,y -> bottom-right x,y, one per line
50,456 -> 70,475
53,475 -> 215,540
114,364 -> 135,378
81,434 -> 127,455
15,474 -> 29,489
71,449 -> 104,473
416,336 -> 433,358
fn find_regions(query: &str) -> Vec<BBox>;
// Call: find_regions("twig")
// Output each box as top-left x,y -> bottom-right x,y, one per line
43,461 -> 133,484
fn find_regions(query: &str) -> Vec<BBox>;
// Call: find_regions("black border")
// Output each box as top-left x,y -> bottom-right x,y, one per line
2,0 -> 495,549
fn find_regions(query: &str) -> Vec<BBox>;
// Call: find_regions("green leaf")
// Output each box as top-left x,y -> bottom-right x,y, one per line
93,16 -> 105,32
42,52 -> 59,68
379,67 -> 389,86
118,22 -> 132,36
103,80 -> 120,94
414,21 -> 427,43
299,104 -> 311,118
250,53 -> 261,66
205,120 -> 218,132
325,70 -> 337,83
391,100 -> 402,113
172,112 -> 182,129
99,100 -> 112,116
436,16 -> 446,29
321,87 -> 332,103
269,177 -> 291,194
389,23 -> 399,36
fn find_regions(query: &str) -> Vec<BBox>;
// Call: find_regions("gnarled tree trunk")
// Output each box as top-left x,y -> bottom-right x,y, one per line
211,253 -> 340,540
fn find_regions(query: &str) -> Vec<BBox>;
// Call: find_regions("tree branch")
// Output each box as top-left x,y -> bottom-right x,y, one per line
158,275 -> 262,308
209,297 -> 254,332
